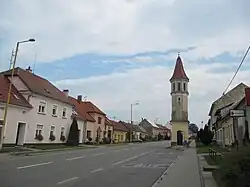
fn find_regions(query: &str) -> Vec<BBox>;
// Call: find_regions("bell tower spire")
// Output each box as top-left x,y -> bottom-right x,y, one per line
170,54 -> 189,146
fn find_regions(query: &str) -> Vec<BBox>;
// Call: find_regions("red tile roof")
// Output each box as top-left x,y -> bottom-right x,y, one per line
68,96 -> 96,122
109,120 -> 128,132
105,117 -> 113,126
0,75 -> 32,108
245,88 -> 250,106
1,67 -> 72,105
80,101 -> 106,115
68,97 -> 106,122
170,56 -> 189,81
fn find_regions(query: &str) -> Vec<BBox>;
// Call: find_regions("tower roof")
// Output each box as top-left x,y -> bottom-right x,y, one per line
170,55 -> 189,81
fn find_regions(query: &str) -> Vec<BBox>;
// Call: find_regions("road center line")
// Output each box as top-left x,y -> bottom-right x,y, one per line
66,156 -> 85,161
90,167 -> 104,173
113,150 -> 121,152
112,155 -> 139,166
17,162 -> 53,170
93,153 -> 105,156
57,177 -> 79,185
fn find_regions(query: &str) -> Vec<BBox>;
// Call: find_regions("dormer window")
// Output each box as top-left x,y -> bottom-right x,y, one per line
44,89 -> 51,94
12,93 -> 19,99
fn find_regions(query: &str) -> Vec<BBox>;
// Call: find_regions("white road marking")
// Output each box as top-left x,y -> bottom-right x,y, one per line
66,156 -> 85,161
112,155 -> 139,166
93,153 -> 105,156
90,167 -> 104,173
113,150 -> 121,153
17,162 -> 53,170
57,177 -> 79,185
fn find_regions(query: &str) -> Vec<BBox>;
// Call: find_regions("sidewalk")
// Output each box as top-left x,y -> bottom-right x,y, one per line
153,141 -> 202,187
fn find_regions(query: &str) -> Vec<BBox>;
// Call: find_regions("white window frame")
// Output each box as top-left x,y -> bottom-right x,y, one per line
38,101 -> 46,114
62,107 -> 67,118
50,125 -> 55,136
35,124 -> 43,136
52,104 -> 58,117
61,127 -> 65,137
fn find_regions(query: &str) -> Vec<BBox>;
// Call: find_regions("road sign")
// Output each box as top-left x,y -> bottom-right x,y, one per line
229,109 -> 245,117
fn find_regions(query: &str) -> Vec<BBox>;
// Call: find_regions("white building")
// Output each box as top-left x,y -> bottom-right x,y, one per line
0,67 -> 75,145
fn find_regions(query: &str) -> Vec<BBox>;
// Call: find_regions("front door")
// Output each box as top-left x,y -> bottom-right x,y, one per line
16,123 -> 26,146
177,130 -> 183,145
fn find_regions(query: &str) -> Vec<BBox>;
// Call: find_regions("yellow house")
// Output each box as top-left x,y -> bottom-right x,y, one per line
109,120 -> 128,143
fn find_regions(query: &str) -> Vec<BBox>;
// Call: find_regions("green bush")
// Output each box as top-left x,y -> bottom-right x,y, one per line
215,147 -> 250,187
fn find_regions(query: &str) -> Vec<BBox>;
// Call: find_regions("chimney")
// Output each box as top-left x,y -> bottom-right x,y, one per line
63,89 -> 69,97
26,66 -> 32,73
77,95 -> 82,102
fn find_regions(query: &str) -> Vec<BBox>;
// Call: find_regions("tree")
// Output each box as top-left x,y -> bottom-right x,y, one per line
200,125 -> 213,145
66,118 -> 79,146
189,123 -> 199,133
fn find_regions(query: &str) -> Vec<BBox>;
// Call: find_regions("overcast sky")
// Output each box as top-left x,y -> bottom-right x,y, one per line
0,0 -> 250,127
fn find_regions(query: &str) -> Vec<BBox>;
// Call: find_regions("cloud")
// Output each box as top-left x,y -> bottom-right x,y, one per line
0,0 -> 249,67
54,55 -> 250,126
1,0 -> 250,127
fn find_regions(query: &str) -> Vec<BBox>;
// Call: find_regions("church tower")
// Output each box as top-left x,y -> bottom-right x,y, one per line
170,54 -> 189,145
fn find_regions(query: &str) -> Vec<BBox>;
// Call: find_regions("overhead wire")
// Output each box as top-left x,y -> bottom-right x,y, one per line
222,46 -> 250,95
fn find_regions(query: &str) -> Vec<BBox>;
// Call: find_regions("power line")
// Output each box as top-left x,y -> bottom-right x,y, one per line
223,46 -> 250,95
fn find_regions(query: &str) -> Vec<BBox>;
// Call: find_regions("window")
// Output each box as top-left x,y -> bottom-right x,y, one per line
61,127 -> 65,137
35,124 -> 43,136
50,126 -> 55,136
98,117 -> 102,124
178,82 -> 181,91
172,83 -> 175,92
52,105 -> 57,116
121,135 -> 124,141
87,130 -> 91,138
183,83 -> 186,91
62,108 -> 67,118
38,101 -> 46,114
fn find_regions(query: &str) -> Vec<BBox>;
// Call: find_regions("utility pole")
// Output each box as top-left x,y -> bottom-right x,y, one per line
0,39 -> 35,151
130,102 -> 139,143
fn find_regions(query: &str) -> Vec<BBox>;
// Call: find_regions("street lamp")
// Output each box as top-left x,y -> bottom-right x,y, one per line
0,38 -> 36,150
130,102 -> 139,142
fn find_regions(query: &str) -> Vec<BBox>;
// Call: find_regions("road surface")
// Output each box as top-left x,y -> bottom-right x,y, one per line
0,141 -> 182,187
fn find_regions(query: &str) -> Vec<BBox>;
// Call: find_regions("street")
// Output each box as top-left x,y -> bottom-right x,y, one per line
0,141 -> 182,187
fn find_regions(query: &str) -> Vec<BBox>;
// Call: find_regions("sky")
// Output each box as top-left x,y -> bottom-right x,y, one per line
0,0 -> 250,127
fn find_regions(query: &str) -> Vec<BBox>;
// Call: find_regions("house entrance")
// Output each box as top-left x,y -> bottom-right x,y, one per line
177,130 -> 183,145
16,122 -> 26,146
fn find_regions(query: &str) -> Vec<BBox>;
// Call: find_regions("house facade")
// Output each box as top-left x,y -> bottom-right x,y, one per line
69,95 -> 113,143
208,83 -> 249,147
0,67 -> 74,145
110,120 -> 128,143
138,118 -> 160,138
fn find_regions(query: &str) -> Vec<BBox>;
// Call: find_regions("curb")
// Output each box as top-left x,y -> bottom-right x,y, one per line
197,154 -> 205,187
151,156 -> 179,187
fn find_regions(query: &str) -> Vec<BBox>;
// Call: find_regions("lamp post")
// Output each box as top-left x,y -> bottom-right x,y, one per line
130,102 -> 139,142
0,38 -> 35,150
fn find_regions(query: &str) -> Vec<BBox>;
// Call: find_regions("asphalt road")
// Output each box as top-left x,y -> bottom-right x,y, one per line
0,141 -> 183,187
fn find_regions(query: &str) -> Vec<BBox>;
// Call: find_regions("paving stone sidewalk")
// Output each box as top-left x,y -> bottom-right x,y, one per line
152,141 -> 202,187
